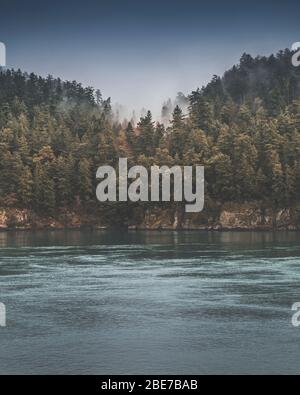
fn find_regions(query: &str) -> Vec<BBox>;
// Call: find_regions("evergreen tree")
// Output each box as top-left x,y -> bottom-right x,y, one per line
137,111 -> 155,156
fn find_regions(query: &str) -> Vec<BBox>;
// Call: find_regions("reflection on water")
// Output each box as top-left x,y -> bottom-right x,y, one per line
2,229 -> 300,248
0,230 -> 300,374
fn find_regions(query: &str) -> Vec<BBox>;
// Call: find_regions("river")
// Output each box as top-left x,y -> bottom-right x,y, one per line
0,230 -> 300,374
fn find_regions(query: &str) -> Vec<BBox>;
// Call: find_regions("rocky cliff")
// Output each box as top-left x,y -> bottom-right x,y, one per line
1,203 -> 300,231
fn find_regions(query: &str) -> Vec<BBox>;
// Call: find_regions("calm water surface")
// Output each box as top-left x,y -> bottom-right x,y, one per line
0,230 -> 300,375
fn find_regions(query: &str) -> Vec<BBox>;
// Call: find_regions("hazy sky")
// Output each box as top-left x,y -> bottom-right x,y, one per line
0,0 -> 299,116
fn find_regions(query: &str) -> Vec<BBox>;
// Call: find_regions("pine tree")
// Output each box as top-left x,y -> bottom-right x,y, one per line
189,90 -> 214,134
33,162 -> 56,214
137,111 -> 155,156
125,122 -> 136,147
18,166 -> 33,207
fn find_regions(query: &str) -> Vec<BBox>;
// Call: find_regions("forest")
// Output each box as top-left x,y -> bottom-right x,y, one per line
1,48 -> 300,228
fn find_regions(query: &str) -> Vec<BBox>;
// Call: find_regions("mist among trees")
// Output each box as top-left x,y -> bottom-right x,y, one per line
1,49 -> 300,224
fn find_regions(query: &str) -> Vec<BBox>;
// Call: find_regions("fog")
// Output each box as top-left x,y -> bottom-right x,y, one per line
71,39 -> 295,122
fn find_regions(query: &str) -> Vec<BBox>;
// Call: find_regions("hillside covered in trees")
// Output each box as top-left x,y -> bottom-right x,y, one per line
1,48 -> 300,230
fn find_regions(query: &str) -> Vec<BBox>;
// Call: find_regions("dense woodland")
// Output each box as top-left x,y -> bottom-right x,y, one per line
1,49 -> 300,224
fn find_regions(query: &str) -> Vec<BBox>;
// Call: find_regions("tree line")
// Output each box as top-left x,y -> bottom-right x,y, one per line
0,49 -> 300,221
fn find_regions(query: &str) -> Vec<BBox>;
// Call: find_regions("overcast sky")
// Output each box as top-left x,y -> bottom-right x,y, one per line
0,0 -> 299,116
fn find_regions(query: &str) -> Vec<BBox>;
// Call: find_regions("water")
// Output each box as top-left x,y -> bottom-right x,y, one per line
0,230 -> 300,375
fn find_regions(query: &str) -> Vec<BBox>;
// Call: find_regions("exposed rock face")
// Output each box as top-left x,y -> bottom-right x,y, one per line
214,206 -> 299,230
0,210 -> 6,229
217,206 -> 271,230
140,208 -> 176,230
0,208 -> 106,230
136,204 -> 300,231
0,204 -> 299,230
0,209 -> 30,229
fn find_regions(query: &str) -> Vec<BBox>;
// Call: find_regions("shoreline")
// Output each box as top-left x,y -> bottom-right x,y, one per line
1,225 -> 300,232
1,204 -> 300,233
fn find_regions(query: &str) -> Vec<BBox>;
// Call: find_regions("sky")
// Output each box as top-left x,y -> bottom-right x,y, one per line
0,0 -> 299,117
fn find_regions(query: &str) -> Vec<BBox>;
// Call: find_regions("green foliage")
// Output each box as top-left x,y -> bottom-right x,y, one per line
0,49 -> 300,218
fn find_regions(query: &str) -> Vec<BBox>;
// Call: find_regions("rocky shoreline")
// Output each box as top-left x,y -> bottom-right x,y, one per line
1,203 -> 300,231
